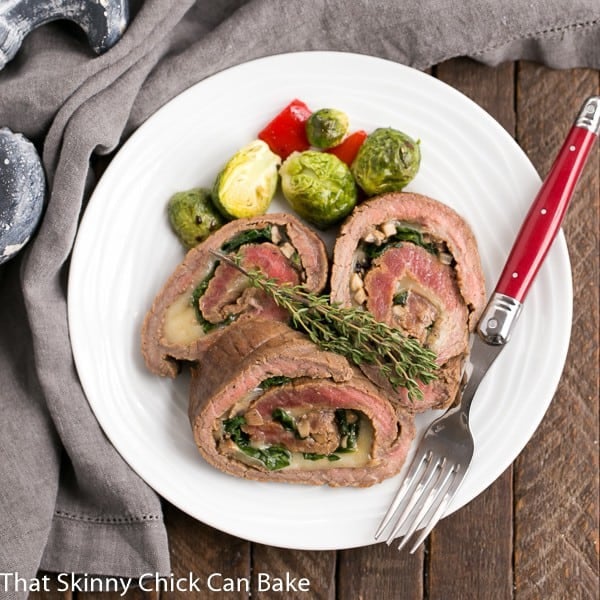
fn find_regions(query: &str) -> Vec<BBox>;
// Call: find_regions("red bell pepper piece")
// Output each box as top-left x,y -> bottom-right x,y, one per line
327,130 -> 368,166
258,99 -> 312,159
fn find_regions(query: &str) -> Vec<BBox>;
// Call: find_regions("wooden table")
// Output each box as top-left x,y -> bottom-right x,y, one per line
33,57 -> 599,600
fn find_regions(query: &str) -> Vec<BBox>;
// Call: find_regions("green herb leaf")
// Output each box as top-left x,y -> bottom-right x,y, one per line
212,252 -> 439,402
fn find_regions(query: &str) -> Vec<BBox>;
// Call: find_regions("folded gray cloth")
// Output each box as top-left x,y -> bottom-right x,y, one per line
0,0 -> 598,596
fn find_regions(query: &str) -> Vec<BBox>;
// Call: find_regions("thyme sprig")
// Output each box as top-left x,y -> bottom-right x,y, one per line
211,251 -> 438,401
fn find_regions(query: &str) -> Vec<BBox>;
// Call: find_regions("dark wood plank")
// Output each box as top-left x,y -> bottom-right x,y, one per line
160,501 -> 251,599
428,469 -> 514,599
514,63 -> 599,600
28,575 -> 154,600
436,58 -> 516,134
26,574 -> 72,600
426,58 -> 516,600
251,545 -> 336,600
77,590 -> 157,599
338,544 -> 424,600
29,572 -> 156,599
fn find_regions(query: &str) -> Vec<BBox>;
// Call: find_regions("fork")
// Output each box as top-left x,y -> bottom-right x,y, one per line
375,95 -> 600,552
374,334 -> 497,552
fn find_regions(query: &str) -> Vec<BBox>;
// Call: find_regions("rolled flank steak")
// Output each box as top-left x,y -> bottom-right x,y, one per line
141,213 -> 328,377
189,319 -> 415,487
330,192 -> 486,412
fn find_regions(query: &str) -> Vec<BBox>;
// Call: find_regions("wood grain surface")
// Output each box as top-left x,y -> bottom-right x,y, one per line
31,58 -> 599,600
514,63 -> 599,600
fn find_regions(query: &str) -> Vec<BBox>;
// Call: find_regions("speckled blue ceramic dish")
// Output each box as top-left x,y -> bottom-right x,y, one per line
0,128 -> 46,264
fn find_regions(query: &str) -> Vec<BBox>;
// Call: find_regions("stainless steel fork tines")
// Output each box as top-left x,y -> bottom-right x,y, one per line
375,332 -> 504,553
374,403 -> 475,553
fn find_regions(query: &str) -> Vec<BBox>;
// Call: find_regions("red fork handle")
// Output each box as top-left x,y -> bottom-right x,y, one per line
494,96 -> 600,303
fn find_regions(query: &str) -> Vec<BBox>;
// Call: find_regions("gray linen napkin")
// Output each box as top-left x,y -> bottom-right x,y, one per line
0,0 -> 598,596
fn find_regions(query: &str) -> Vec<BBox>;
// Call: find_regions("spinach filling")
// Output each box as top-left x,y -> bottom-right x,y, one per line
190,266 -> 237,333
190,225 -> 302,331
364,226 -> 437,260
355,225 -> 446,277
220,226 -> 273,253
190,267 -> 217,332
393,290 -> 409,306
224,372 -> 363,469
190,228 -> 274,331
335,409 -> 360,452
221,226 -> 302,273
272,407 -> 361,462
261,376 -> 293,390
272,407 -> 298,434
303,452 -> 341,462
223,408 -> 362,469
222,416 -> 291,471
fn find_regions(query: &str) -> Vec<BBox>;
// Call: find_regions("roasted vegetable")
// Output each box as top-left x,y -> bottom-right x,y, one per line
258,99 -> 312,159
280,150 -> 357,229
327,129 -> 368,166
351,127 -> 420,196
305,108 -> 349,149
212,140 -> 281,220
167,187 -> 224,248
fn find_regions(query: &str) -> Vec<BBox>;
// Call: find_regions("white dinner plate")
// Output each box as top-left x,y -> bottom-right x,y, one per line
68,52 -> 572,550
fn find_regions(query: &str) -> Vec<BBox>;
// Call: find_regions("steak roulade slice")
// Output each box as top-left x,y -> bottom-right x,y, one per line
330,192 -> 486,412
189,319 -> 415,487
142,213 -> 328,377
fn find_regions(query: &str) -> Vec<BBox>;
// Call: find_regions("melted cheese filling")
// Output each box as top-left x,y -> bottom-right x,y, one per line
162,292 -> 205,345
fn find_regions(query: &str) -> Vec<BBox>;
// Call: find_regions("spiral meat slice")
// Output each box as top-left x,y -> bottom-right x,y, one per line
330,192 -> 486,411
141,213 -> 328,377
188,319 -> 415,487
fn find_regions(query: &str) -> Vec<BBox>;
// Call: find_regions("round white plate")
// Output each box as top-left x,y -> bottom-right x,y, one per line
68,51 -> 571,550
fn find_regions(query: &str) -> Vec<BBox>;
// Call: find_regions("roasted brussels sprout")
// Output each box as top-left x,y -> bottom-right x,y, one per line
305,108 -> 349,149
351,127 -> 421,196
213,139 -> 281,219
167,187 -> 224,248
280,150 -> 357,229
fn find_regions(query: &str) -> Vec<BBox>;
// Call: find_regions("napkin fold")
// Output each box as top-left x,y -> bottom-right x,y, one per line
0,0 -> 598,597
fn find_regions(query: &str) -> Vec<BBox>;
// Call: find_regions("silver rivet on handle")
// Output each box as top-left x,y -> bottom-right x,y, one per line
575,96 -> 600,135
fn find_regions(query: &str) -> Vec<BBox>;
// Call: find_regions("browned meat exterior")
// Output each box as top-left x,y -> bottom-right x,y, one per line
189,319 -> 415,487
141,213 -> 328,377
330,192 -> 486,412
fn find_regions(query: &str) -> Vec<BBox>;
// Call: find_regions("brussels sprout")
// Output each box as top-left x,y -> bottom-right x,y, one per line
305,108 -> 349,149
167,187 -> 224,248
280,150 -> 357,229
213,139 -> 281,219
351,127 -> 421,196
